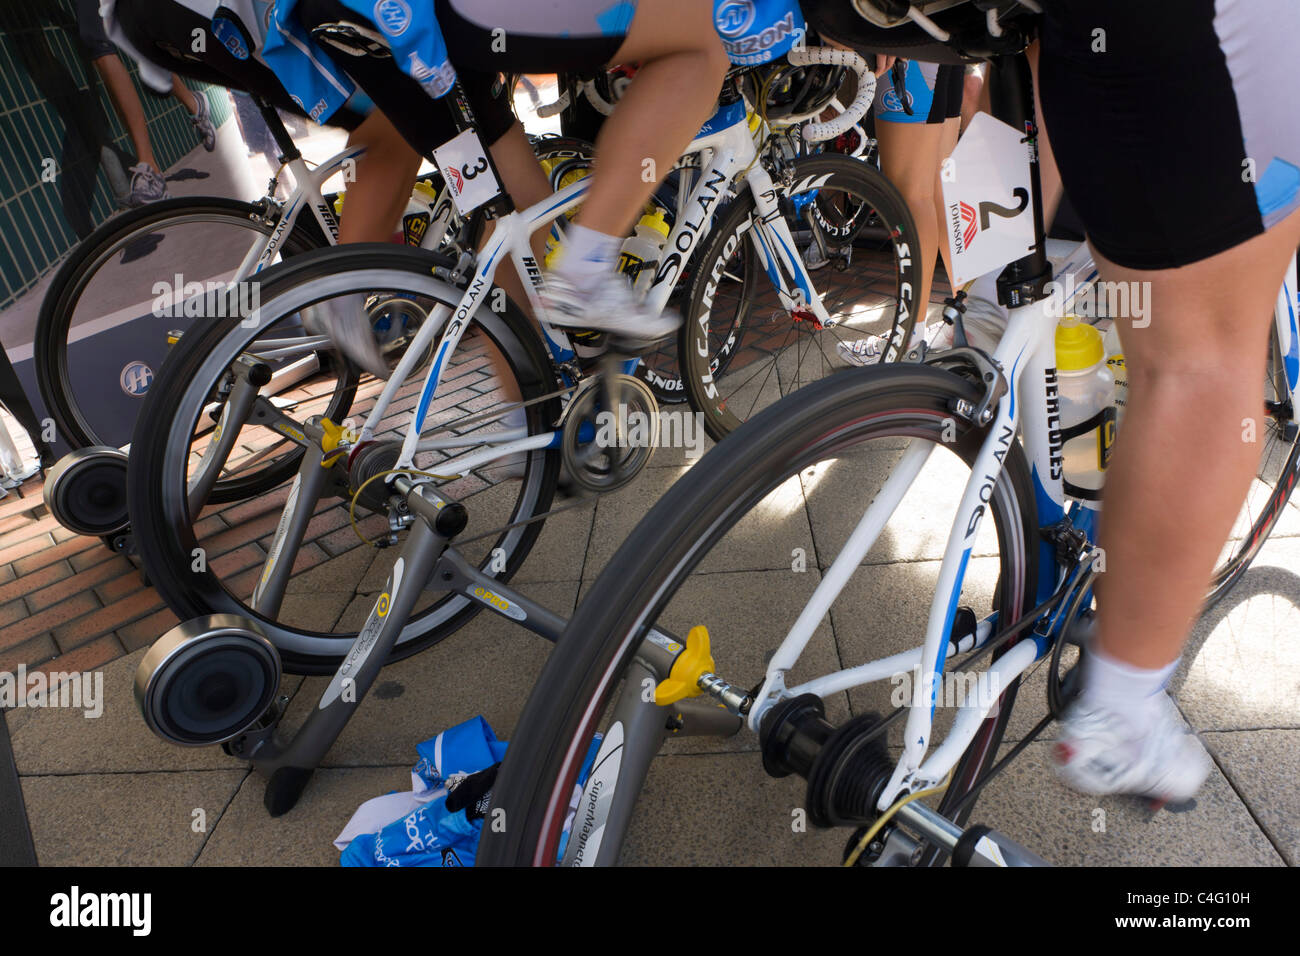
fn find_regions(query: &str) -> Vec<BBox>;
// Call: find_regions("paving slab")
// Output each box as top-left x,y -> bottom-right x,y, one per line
1202,729 -> 1300,865
973,740 -> 1284,866
619,752 -> 849,866
197,766 -> 411,866
275,580 -> 579,767
22,769 -> 247,866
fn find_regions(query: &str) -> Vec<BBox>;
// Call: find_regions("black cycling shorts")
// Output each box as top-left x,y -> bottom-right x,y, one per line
112,0 -> 365,130
1039,0 -> 1300,270
295,0 -> 637,155
73,0 -> 117,59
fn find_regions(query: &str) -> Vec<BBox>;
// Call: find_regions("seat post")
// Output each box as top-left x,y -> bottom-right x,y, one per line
986,51 -> 1052,309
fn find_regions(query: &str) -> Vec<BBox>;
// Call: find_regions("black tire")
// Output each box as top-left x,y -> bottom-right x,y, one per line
127,245 -> 561,674
680,153 -> 919,441
1205,322 -> 1300,608
478,363 -> 1038,866
35,197 -> 327,454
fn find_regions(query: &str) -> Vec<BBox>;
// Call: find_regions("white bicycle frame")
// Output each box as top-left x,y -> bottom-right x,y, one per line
743,241 -> 1300,809
332,94 -> 857,478
235,144 -> 455,277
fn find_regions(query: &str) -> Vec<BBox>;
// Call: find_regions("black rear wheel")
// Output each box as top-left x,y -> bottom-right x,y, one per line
479,364 -> 1038,866
35,197 -> 327,453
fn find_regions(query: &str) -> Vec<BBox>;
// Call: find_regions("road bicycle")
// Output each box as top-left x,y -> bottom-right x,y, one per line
474,49 -> 1300,867
35,98 -> 607,542
130,48 -> 918,812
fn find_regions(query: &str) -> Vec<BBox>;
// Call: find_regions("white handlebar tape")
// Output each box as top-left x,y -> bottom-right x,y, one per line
786,47 -> 876,143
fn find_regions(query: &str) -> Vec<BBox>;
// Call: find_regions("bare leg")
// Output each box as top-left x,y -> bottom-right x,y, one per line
571,0 -> 730,238
1093,207 -> 1300,669
336,111 -> 422,244
876,119 -> 947,321
931,116 -> 960,294
171,75 -> 198,114
91,54 -> 157,170
1025,41 -> 1063,230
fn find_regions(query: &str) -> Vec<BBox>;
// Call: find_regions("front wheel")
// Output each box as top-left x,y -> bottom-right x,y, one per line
479,364 -> 1039,866
680,154 -> 919,441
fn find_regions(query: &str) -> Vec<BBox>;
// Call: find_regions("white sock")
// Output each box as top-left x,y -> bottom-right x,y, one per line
1080,644 -> 1180,731
553,223 -> 622,289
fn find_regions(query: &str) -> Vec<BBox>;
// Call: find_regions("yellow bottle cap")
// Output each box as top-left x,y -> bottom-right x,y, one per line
1055,316 -> 1104,371
412,180 -> 439,201
638,210 -> 671,240
333,193 -> 345,216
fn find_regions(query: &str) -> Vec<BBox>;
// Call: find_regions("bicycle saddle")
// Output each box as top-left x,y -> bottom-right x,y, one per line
802,0 -> 1038,64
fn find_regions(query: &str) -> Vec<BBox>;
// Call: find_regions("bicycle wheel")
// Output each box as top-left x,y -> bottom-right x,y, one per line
680,153 -> 919,441
35,197 -> 328,452
479,363 -> 1038,866
1205,321 -> 1300,608
127,245 -> 561,674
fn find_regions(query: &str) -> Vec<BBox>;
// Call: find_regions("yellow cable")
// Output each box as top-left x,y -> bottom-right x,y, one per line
842,769 -> 954,868
347,466 -> 458,548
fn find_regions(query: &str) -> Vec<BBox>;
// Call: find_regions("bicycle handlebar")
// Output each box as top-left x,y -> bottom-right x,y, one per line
787,47 -> 875,143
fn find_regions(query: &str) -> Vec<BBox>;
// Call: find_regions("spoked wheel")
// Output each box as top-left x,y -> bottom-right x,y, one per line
34,197 -> 328,456
479,364 -> 1039,866
1206,321 -> 1300,608
127,245 -> 561,674
680,153 -> 919,442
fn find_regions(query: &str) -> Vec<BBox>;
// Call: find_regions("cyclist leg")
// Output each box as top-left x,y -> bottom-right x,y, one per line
842,61 -> 963,364
434,0 -> 732,347
337,110 -> 423,244
1039,0 -> 1300,800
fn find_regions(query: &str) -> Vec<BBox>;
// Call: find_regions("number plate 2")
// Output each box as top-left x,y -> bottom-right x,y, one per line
432,128 -> 503,216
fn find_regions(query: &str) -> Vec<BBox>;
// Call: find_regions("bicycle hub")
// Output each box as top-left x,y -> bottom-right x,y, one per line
758,694 -> 893,828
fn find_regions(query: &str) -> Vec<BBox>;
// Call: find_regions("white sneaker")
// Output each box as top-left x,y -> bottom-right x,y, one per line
837,320 -> 952,367
301,293 -> 389,380
127,164 -> 168,206
540,272 -> 681,352
1053,693 -> 1211,804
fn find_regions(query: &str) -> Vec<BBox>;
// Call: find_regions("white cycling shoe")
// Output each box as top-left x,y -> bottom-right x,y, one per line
1053,693 -> 1211,804
540,272 -> 682,353
837,320 -> 953,366
301,293 -> 390,381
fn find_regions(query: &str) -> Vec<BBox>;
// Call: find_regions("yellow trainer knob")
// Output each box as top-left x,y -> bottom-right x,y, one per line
654,625 -> 716,706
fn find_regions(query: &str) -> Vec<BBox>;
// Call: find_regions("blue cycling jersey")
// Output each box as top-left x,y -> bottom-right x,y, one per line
252,0 -> 454,122
713,0 -> 805,66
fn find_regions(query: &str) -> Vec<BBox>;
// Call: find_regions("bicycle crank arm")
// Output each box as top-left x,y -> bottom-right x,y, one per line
250,495 -> 468,816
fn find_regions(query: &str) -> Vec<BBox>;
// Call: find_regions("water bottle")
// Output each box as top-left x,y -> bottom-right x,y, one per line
1102,320 -> 1127,429
334,181 -> 439,246
1055,316 -> 1116,500
617,210 -> 671,294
